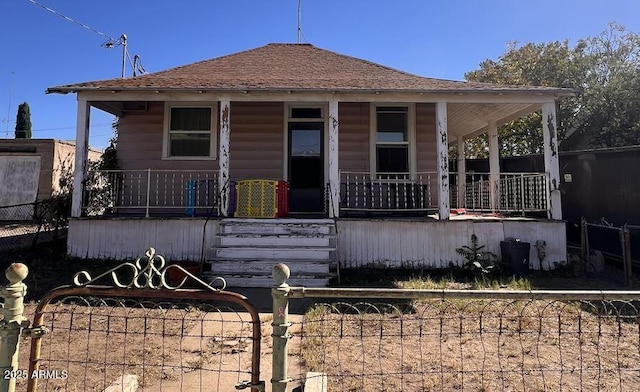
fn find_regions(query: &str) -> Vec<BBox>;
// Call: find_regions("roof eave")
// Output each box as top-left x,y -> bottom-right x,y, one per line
46,85 -> 577,97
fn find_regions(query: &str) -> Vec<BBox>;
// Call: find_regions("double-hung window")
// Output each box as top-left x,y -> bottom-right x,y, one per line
165,106 -> 215,158
375,106 -> 409,176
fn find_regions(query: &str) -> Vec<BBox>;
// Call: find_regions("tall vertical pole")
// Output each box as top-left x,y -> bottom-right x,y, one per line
120,34 -> 127,78
542,102 -> 562,220
328,100 -> 339,218
456,137 -> 466,209
297,0 -> 302,43
0,263 -> 29,392
272,264 -> 291,392
71,98 -> 90,218
5,72 -> 14,139
436,102 -> 450,220
488,120 -> 499,213
218,100 -> 231,217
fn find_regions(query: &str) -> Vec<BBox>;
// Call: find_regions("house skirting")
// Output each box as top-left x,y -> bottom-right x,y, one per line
336,219 -> 566,270
67,218 -> 566,270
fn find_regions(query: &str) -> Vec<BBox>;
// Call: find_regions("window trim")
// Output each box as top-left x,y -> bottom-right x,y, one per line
369,103 -> 416,179
163,103 -> 217,160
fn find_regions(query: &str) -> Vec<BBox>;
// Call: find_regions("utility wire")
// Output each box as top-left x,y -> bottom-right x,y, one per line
26,0 -> 117,46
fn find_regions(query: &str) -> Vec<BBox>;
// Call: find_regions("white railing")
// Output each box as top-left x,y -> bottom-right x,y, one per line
340,171 -> 437,212
83,169 -> 219,217
450,172 -> 549,215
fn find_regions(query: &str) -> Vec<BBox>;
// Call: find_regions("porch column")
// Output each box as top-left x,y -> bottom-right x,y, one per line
436,102 -> 450,220
218,100 -> 231,217
328,100 -> 340,218
488,120 -> 499,212
542,102 -> 562,219
71,99 -> 90,218
456,137 -> 466,209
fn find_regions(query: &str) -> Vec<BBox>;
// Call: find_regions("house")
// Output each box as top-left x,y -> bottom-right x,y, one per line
47,43 -> 572,286
0,139 -> 101,220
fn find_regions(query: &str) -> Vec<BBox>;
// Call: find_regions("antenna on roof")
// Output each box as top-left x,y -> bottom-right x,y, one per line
297,0 -> 302,43
4,72 -> 15,139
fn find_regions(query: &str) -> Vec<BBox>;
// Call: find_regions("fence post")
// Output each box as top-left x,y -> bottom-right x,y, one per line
623,224 -> 633,288
0,263 -> 29,392
145,168 -> 151,218
272,263 -> 291,392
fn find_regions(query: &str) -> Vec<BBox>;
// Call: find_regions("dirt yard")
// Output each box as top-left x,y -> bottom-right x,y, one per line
3,241 -> 639,391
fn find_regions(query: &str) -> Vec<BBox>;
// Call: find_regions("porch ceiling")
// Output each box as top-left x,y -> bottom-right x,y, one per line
90,99 -> 544,143
447,102 -> 542,142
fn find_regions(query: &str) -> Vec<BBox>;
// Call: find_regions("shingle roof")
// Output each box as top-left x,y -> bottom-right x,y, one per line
47,43 -> 573,95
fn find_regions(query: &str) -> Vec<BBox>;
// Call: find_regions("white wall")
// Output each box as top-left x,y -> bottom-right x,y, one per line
68,217 -> 566,271
0,156 -> 41,219
337,219 -> 566,270
67,218 -> 219,261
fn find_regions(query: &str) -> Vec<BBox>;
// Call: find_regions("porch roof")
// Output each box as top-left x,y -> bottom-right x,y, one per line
47,43 -> 573,97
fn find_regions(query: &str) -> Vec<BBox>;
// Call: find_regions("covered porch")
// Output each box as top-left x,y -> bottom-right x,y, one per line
74,100 -> 562,221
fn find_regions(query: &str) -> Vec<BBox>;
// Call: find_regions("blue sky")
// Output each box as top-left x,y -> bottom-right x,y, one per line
1,0 -> 639,150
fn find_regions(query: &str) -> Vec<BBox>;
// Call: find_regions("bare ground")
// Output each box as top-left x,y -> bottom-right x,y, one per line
3,241 -> 640,391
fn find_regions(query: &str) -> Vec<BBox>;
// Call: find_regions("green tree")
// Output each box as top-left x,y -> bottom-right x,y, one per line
15,102 -> 32,139
464,23 -> 640,157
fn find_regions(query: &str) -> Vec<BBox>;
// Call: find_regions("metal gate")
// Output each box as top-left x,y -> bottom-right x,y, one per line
24,248 -> 264,392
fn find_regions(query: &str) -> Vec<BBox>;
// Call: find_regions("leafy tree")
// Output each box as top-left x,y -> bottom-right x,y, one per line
15,102 -> 32,139
464,23 -> 640,157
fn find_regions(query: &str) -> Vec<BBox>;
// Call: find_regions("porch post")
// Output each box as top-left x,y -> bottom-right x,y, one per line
71,99 -> 90,218
328,100 -> 340,218
488,120 -> 499,212
542,102 -> 562,220
436,102 -> 450,220
456,137 -> 466,209
218,100 -> 231,217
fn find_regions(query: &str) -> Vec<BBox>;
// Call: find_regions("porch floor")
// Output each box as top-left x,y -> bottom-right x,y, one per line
78,211 -> 547,222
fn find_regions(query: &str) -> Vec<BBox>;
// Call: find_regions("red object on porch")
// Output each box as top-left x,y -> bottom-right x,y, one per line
276,181 -> 289,217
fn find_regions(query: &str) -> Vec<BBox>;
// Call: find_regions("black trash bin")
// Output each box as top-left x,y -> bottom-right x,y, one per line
500,238 -> 531,277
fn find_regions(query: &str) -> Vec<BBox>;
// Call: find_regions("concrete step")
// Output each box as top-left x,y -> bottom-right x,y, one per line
203,271 -> 330,288
215,247 -> 332,260
209,259 -> 330,275
217,235 -> 331,247
220,219 -> 334,236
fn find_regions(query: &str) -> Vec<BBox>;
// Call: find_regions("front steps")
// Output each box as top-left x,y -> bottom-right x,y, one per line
204,218 -> 336,288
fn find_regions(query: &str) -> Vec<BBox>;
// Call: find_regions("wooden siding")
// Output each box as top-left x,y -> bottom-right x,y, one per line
416,103 -> 437,173
67,218 -> 219,260
229,102 -> 284,180
68,218 -> 567,272
337,219 -> 566,270
338,102 -> 369,172
114,101 -> 436,193
117,102 -> 219,171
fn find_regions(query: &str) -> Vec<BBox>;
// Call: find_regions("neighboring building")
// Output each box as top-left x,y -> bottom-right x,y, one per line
47,43 -> 573,286
0,139 -> 101,219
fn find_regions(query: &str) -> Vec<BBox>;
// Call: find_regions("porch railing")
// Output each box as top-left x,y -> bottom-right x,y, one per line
83,169 -> 219,217
339,171 -> 437,212
450,172 -> 549,215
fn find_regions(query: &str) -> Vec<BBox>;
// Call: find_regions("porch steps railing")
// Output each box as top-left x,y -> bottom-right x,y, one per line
204,218 -> 336,287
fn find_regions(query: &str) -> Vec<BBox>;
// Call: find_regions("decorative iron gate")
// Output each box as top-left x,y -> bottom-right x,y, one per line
25,248 -> 264,392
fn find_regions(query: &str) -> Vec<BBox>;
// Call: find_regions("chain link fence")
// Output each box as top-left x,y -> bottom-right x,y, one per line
0,201 -> 68,253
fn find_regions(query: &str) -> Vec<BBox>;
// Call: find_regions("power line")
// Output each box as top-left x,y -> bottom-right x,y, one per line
26,0 -> 117,47
25,0 -> 148,77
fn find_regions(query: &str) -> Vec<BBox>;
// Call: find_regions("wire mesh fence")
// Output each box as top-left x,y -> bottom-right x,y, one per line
22,293 -> 262,392
0,202 -> 68,253
285,290 -> 640,392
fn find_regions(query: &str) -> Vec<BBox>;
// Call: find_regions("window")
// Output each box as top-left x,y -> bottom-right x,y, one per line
376,106 -> 409,173
290,107 -> 322,119
165,106 -> 215,158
